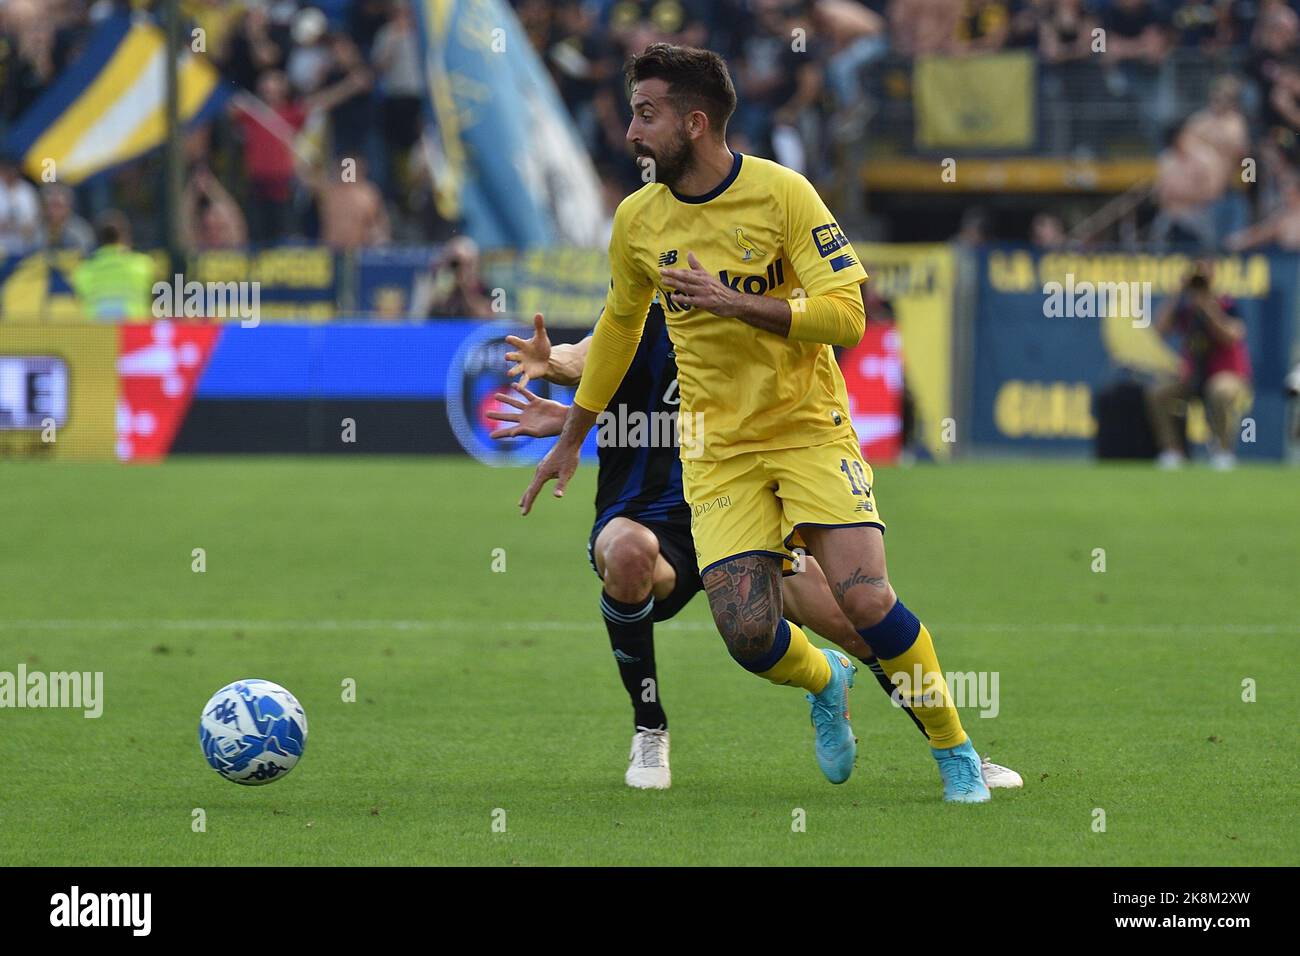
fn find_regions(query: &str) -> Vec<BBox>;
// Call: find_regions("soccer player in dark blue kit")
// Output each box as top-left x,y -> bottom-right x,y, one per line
490,308 -> 1022,791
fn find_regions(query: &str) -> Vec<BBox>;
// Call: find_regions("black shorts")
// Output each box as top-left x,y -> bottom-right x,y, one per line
588,516 -> 703,622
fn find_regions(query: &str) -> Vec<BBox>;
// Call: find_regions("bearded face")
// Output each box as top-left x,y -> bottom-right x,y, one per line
633,118 -> 695,191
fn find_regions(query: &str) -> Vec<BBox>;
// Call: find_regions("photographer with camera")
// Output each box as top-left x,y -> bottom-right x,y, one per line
410,236 -> 494,320
1145,261 -> 1252,470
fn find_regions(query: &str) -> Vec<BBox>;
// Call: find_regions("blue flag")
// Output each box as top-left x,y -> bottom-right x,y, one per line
411,0 -> 605,248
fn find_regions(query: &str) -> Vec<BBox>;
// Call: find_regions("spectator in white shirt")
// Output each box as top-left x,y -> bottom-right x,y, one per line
0,155 -> 41,256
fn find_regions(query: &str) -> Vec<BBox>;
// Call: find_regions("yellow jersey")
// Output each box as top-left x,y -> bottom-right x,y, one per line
574,152 -> 868,461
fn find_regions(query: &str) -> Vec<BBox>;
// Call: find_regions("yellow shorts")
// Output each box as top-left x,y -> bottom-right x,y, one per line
682,432 -> 885,576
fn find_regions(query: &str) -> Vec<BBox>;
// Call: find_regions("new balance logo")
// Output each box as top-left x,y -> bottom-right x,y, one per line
658,250 -> 678,266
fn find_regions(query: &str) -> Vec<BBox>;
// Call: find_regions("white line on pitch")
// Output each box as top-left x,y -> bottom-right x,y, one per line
0,619 -> 1294,635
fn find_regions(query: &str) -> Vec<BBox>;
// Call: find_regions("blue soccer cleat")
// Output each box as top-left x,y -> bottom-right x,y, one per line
932,738 -> 992,803
806,648 -> 857,784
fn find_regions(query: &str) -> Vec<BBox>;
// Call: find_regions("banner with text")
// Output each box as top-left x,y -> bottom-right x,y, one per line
971,248 -> 1298,459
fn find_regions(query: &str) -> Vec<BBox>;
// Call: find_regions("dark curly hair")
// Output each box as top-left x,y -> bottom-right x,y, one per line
624,43 -> 737,137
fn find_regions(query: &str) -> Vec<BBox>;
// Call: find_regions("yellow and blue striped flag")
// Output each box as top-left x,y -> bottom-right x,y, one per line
3,12 -> 226,186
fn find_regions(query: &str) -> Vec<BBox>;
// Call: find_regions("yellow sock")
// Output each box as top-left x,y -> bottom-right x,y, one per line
878,622 -> 967,749
755,620 -> 831,693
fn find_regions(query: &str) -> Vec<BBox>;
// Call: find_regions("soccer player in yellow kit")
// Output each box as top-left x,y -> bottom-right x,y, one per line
522,44 -> 997,801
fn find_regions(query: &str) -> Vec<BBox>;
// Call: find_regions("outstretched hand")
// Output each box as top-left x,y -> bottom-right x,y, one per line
486,382 -> 568,440
503,312 -> 552,387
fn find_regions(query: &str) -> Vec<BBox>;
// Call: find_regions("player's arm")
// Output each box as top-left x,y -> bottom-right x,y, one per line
520,204 -> 653,514
779,172 -> 868,348
660,252 -> 796,335
549,336 -> 592,385
571,307 -> 649,414
658,176 -> 867,348
659,254 -> 864,346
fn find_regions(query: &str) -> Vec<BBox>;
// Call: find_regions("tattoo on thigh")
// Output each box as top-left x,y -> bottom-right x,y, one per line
702,555 -> 783,662
832,566 -> 886,603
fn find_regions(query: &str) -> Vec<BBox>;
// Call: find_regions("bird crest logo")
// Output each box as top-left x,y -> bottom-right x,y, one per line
734,228 -> 763,262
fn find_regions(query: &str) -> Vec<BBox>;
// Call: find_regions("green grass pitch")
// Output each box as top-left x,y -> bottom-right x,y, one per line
0,457 -> 1295,866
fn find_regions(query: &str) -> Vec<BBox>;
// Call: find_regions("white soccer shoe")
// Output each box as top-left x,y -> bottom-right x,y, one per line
980,755 -> 1023,789
626,728 -> 671,790
1210,450 -> 1238,471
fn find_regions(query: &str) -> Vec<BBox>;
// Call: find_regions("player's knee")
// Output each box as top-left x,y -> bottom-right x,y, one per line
714,614 -> 779,666
599,526 -> 658,591
840,581 -> 896,630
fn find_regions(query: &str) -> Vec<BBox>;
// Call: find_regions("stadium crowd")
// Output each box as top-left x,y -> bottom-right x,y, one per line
4,0 -> 1300,254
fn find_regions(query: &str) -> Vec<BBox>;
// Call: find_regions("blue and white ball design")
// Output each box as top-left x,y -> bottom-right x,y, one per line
199,679 -> 308,785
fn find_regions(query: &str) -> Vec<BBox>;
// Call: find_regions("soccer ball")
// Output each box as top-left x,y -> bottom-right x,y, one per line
198,679 -> 308,785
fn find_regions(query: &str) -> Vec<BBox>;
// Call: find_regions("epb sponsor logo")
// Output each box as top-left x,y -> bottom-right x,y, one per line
812,222 -> 849,258
50,886 -> 151,936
